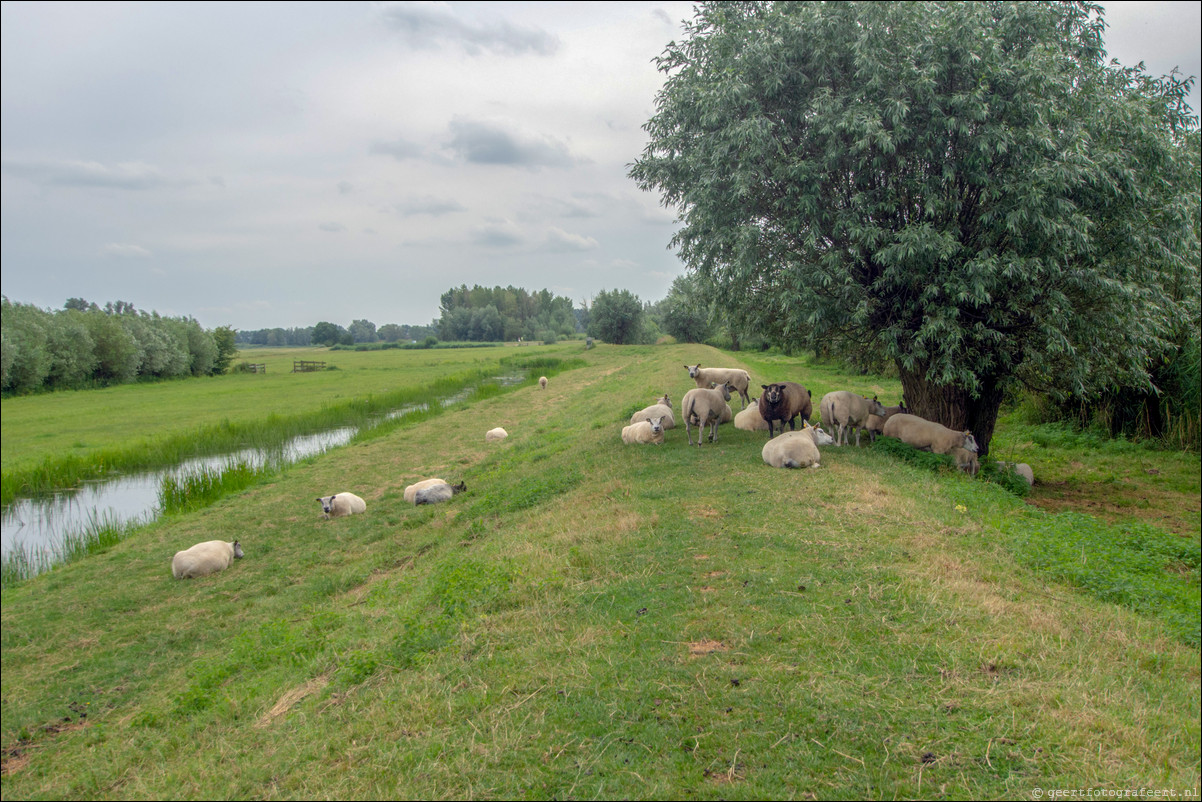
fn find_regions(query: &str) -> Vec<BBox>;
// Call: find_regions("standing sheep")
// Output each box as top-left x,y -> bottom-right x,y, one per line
539,376 -> 548,390
882,413 -> 979,455
621,416 -> 666,445
316,492 -> 367,518
863,400 -> 909,444
761,424 -> 828,469
758,382 -> 813,438
172,540 -> 243,579
950,447 -> 980,476
685,364 -> 752,408
819,391 -> 886,447
681,382 -> 734,446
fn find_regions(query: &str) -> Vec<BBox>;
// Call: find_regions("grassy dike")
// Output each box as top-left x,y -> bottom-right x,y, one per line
1,344 -> 1198,799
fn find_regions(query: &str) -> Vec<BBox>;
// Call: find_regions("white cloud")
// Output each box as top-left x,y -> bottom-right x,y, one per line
377,1 -> 559,56
100,243 -> 153,258
544,227 -> 599,252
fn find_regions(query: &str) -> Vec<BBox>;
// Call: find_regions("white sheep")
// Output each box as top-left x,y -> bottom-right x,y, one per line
172,540 -> 243,579
681,382 -> 733,446
539,376 -> 548,390
685,364 -> 752,408
1000,461 -> 1035,486
631,394 -> 676,429
415,481 -> 467,505
485,427 -> 508,442
818,391 -> 886,447
950,446 -> 980,476
316,492 -> 367,518
734,398 -> 770,431
882,413 -> 979,455
404,478 -> 450,505
622,416 -> 666,445
863,401 -> 908,444
761,424 -> 827,469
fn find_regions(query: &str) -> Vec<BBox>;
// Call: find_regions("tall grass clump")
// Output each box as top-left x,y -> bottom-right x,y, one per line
1,510 -> 133,588
871,436 -> 1031,496
158,460 -> 273,515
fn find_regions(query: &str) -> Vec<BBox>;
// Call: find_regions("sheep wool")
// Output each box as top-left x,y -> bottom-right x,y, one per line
485,427 -> 508,442
316,492 -> 367,518
172,540 -> 243,579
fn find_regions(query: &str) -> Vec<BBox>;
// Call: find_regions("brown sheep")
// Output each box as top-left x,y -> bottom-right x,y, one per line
757,382 -> 813,439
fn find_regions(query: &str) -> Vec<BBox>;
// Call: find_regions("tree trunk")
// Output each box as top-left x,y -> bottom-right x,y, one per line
897,364 -> 1005,457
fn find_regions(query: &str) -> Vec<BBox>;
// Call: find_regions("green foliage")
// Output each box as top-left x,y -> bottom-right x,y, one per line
588,288 -> 645,345
872,435 -> 1030,497
437,284 -> 579,342
630,1 -> 1200,455
157,461 -> 273,514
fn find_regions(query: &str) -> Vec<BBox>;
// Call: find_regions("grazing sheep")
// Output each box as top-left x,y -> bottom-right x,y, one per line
758,382 -> 813,438
172,540 -> 243,579
316,492 -> 367,518
762,424 -> 827,469
685,364 -> 752,408
415,481 -> 467,505
681,382 -> 734,446
863,400 -> 909,444
631,394 -> 676,429
485,427 -> 508,442
734,398 -> 770,431
951,447 -> 980,476
539,376 -> 548,390
819,391 -> 886,447
882,413 -> 979,455
622,416 -> 666,445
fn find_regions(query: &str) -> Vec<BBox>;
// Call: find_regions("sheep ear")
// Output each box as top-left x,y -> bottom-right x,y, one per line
761,384 -> 769,390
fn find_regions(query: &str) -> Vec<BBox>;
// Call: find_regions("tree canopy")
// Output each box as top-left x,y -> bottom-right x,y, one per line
630,1 -> 1200,454
588,289 -> 646,345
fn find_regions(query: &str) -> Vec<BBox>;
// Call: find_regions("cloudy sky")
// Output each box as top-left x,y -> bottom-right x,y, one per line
2,1 -> 1199,332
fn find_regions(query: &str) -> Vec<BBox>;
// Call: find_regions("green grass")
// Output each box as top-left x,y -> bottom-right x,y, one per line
1,343 -> 1197,799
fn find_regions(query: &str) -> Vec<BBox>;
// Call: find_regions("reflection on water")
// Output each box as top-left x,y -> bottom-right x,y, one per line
1,373 -> 526,566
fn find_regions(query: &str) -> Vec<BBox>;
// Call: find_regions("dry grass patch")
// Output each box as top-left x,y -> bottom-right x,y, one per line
687,639 -> 728,656
255,675 -> 331,729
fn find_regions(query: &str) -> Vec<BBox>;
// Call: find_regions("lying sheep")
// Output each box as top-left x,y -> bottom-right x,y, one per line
1000,461 -> 1035,486
172,539 -> 243,579
316,492 -> 367,518
882,413 -> 979,455
404,478 -> 450,505
762,424 -> 828,469
415,481 -> 467,505
621,416 -> 666,445
682,382 -> 733,446
485,427 -> 508,442
819,391 -> 886,447
758,382 -> 813,438
951,447 -> 980,476
863,400 -> 909,444
539,376 -> 547,390
631,394 -> 676,429
734,398 -> 769,431
685,364 -> 752,408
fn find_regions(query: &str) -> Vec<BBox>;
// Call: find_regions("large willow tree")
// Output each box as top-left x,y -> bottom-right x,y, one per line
630,1 -> 1199,454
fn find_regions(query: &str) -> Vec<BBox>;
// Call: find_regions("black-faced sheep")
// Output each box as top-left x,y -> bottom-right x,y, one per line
404,478 -> 452,505
415,481 -> 467,505
882,413 -> 979,455
316,492 -> 367,518
685,364 -> 752,408
758,382 -> 813,438
621,416 -> 666,445
172,539 -> 243,579
681,382 -> 733,446
819,391 -> 886,447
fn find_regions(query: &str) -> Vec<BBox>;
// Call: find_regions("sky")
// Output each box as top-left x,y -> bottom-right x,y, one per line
2,1 -> 1199,332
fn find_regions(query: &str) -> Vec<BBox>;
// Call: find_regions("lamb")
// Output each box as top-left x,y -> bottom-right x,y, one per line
316,492 -> 367,518
681,382 -> 734,446
882,413 -> 979,455
415,481 -> 467,505
685,364 -> 752,408
485,427 -> 508,442
950,447 -> 980,476
539,376 -> 548,390
172,540 -> 243,579
631,394 -> 676,429
621,416 -> 666,445
761,424 -> 828,469
863,400 -> 909,444
819,391 -> 886,447
734,398 -> 769,431
757,382 -> 813,438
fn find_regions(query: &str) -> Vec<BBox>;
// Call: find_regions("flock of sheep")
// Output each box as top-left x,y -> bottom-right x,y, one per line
624,363 -> 983,476
170,364 -> 989,579
170,376 -> 545,579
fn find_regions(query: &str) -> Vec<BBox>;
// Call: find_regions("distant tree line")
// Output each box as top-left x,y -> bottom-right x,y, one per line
2,297 -> 238,394
237,321 -> 436,347
436,285 -> 580,343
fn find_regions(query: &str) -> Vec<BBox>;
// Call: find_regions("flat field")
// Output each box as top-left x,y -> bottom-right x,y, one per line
1,343 -> 1198,799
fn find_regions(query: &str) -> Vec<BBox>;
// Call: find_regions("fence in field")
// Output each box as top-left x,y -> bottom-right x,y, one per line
247,363 -> 266,374
292,361 -> 326,373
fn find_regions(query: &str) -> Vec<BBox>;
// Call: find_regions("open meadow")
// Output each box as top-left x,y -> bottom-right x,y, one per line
1,343 -> 1198,799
